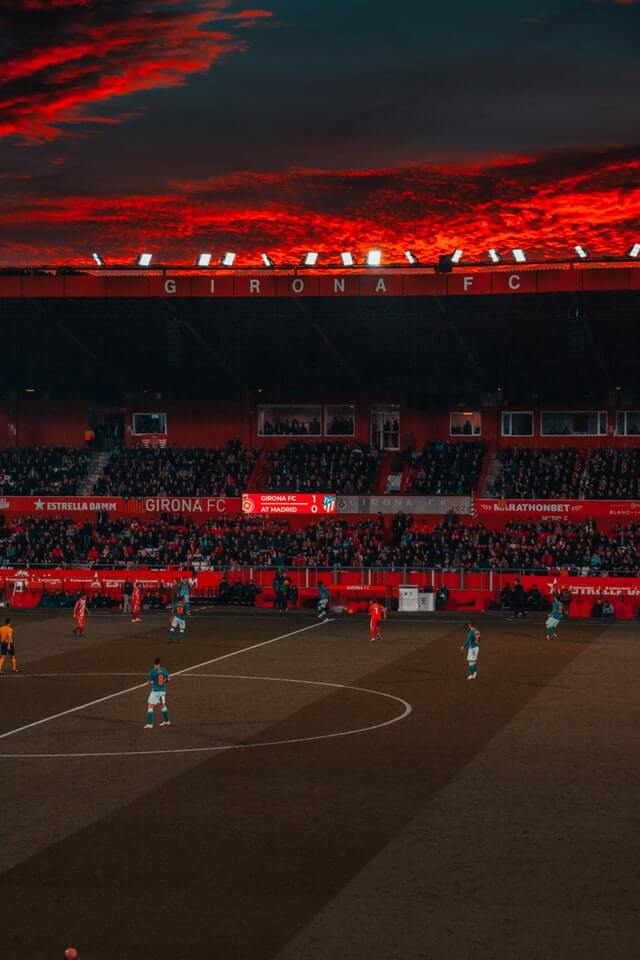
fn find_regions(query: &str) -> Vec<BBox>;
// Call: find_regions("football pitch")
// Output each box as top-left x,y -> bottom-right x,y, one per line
0,608 -> 637,960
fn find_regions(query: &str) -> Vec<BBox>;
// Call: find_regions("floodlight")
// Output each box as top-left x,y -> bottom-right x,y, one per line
574,245 -> 588,260
627,243 -> 640,259
511,248 -> 526,263
220,252 -> 236,267
261,253 -> 274,268
340,252 -> 355,266
92,252 -> 105,267
404,251 -> 418,264
488,249 -> 501,263
366,249 -> 382,267
196,252 -> 212,267
302,252 -> 319,266
451,249 -> 463,264
137,252 -> 153,267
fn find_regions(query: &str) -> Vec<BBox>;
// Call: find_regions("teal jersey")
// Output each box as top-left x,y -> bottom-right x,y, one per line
172,599 -> 188,618
149,666 -> 169,692
551,599 -> 564,619
318,584 -> 329,601
178,583 -> 190,600
464,628 -> 480,650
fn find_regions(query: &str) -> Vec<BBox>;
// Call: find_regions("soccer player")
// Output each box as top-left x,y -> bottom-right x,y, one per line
0,618 -> 17,673
73,594 -> 88,636
317,581 -> 330,619
546,595 -> 565,639
145,656 -> 170,728
369,600 -> 386,642
168,594 -> 189,643
131,582 -> 142,623
461,622 -> 480,679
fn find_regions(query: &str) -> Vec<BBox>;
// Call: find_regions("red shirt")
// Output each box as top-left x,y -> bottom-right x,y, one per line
369,602 -> 385,622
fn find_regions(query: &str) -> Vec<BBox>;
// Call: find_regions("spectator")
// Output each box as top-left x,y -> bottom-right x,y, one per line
491,446 -> 640,500
267,441 -> 380,494
95,442 -> 258,498
406,442 -> 485,496
0,447 -> 91,496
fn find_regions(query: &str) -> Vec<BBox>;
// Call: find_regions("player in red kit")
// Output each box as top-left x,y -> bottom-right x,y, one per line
368,600 -> 386,642
131,582 -> 142,623
73,593 -> 88,636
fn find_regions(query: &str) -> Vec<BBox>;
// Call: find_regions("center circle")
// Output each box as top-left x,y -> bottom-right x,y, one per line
0,673 -> 412,759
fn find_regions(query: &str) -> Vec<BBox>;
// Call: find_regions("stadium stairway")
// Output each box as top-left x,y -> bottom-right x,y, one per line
246,448 -> 272,491
77,450 -> 111,495
479,450 -> 500,496
375,451 -> 395,493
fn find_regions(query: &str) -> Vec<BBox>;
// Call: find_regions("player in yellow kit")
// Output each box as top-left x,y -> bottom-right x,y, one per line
0,618 -> 17,673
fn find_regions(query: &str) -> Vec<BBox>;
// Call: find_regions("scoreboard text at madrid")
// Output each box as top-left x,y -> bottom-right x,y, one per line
242,493 -> 337,516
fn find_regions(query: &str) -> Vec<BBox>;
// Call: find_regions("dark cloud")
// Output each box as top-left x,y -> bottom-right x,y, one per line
0,0 -> 271,141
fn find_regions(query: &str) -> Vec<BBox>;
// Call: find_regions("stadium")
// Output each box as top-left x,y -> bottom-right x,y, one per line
2,1 -> 640,959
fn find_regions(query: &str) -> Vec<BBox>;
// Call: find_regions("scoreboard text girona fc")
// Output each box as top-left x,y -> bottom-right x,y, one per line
242,493 -> 337,515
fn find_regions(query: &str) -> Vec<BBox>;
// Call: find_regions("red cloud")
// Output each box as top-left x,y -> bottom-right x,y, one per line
0,1 -> 272,142
1,151 -> 639,265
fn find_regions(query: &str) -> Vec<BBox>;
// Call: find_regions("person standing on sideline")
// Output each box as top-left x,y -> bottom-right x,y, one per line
122,579 -> 133,616
368,600 -> 386,642
0,618 -> 17,673
461,622 -> 480,679
546,595 -> 565,639
145,656 -> 170,728
131,582 -> 142,623
512,578 -> 527,619
73,594 -> 88,636
317,581 -> 330,619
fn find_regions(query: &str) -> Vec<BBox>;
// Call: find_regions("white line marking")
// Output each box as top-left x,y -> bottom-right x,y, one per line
0,619 -> 333,743
0,674 -> 411,759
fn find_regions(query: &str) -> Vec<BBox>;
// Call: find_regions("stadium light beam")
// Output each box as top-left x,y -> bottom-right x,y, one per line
366,249 -> 382,267
404,250 -> 419,264
220,252 -> 236,267
196,252 -> 212,268
340,251 -> 355,267
488,249 -> 501,263
92,252 -> 105,267
511,248 -> 526,263
302,252 -> 319,266
628,243 -> 640,259
136,252 -> 153,267
261,253 -> 274,268
574,245 -> 588,260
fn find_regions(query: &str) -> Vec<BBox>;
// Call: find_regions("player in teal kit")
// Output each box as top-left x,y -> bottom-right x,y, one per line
168,596 -> 189,643
546,597 -> 565,639
145,657 -> 170,728
461,622 -> 480,679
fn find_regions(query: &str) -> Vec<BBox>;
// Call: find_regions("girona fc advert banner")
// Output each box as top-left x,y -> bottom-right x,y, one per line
0,496 -> 243,517
242,493 -> 337,515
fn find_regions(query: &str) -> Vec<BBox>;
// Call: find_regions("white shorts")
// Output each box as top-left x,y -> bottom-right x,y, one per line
148,691 -> 167,706
466,647 -> 479,663
170,616 -> 186,631
546,616 -> 560,630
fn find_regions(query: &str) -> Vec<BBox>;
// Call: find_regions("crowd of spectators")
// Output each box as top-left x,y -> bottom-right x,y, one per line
261,417 -> 321,436
0,514 -> 391,569
0,447 -> 91,496
390,514 -> 640,574
406,441 -> 485,495
491,446 -> 640,500
93,442 -> 258,498
326,415 -> 355,436
267,442 -> 380,494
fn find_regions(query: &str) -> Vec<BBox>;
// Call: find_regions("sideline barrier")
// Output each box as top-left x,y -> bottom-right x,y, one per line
1,567 -> 639,619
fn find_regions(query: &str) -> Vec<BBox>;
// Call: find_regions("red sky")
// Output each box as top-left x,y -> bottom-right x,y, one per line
1,0 -> 639,266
